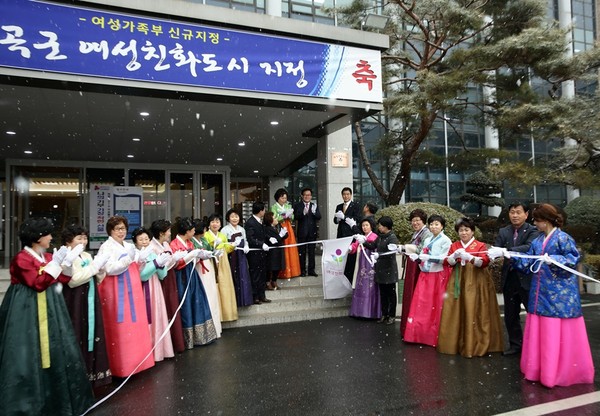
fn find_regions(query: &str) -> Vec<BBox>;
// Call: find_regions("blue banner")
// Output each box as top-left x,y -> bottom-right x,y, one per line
0,0 -> 382,102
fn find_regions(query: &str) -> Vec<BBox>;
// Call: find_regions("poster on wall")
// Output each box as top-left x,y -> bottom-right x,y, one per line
113,186 -> 143,240
89,184 -> 112,249
88,185 -> 143,248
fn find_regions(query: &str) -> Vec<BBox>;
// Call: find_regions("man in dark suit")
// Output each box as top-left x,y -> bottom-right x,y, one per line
494,202 -> 539,355
293,187 -> 321,277
333,187 -> 362,282
244,201 -> 271,304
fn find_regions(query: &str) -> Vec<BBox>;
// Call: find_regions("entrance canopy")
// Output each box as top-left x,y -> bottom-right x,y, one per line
0,0 -> 388,177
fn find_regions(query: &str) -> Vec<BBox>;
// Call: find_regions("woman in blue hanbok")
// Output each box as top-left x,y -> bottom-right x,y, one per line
221,209 -> 253,306
504,203 -> 594,387
169,217 -> 217,349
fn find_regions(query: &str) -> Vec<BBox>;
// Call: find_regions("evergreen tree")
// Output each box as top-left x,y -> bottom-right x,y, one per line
338,0 -> 600,204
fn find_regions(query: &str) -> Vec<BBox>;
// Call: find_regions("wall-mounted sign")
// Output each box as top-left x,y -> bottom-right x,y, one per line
1,0 -> 382,102
331,151 -> 349,168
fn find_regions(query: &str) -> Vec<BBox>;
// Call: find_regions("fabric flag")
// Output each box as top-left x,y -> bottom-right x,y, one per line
321,237 -> 354,299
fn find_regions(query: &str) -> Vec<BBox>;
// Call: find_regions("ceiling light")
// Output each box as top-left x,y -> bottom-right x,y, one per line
253,170 -> 259,173
6,131 -> 16,135
270,121 -> 279,126
216,157 -> 223,161
132,137 -> 140,142
139,111 -> 150,116
24,150 -> 32,154
127,154 -> 134,158
238,142 -> 245,146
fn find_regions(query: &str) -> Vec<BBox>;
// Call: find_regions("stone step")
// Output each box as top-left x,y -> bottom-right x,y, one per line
234,296 -> 351,316
222,305 -> 351,328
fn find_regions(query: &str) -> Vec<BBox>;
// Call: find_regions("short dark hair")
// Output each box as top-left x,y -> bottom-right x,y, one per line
61,224 -> 88,245
107,216 -> 128,235
364,202 -> 378,215
301,187 -> 312,195
361,216 -> 377,232
176,217 -> 195,234
264,211 -> 275,226
409,209 -> 427,223
19,217 -> 54,247
378,216 -> 393,230
508,202 -> 529,212
341,187 -> 352,195
428,214 -> 446,228
207,213 -> 222,228
252,201 -> 265,215
193,218 -> 206,235
274,188 -> 288,201
149,219 -> 171,239
131,227 -> 150,245
454,217 -> 476,233
225,208 -> 242,224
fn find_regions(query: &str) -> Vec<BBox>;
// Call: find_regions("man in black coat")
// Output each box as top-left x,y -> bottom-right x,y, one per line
244,201 -> 271,304
494,202 -> 539,355
293,187 -> 321,277
333,187 -> 362,282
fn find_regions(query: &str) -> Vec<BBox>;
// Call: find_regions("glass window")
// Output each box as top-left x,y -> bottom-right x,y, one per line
129,169 -> 167,227
201,173 -> 224,219
169,172 -> 194,221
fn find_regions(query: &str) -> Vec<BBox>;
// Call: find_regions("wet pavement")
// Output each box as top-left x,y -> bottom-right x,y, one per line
88,296 -> 600,416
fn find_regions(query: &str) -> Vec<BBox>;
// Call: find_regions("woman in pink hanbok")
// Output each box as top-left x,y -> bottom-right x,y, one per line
96,216 -> 154,377
133,226 -> 174,362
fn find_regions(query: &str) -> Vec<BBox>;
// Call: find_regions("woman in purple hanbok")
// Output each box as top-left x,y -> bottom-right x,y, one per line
348,217 -> 381,319
221,208 -> 253,306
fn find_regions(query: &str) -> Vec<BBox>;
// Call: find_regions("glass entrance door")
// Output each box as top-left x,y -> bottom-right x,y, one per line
168,171 -> 224,222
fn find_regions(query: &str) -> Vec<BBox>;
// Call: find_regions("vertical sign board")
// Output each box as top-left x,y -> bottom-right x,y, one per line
88,185 -> 143,248
112,187 -> 143,240
89,184 -> 113,249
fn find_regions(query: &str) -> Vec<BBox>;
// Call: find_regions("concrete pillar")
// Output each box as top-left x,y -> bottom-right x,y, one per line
265,0 -> 282,17
317,125 -> 353,240
558,0 -> 580,202
483,81 -> 502,217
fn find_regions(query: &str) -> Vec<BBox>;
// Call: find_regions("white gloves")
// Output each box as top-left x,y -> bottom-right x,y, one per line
279,227 -> 288,238
335,211 -> 345,220
232,236 -> 243,247
52,246 -> 69,264
172,251 -> 187,262
452,248 -> 465,259
345,217 -> 357,228
488,246 -> 509,259
419,253 -> 430,262
370,253 -> 379,264
162,241 -> 172,252
387,243 -> 398,252
213,237 -> 222,247
353,234 -> 366,244
183,249 -> 201,264
311,204 -> 317,214
262,243 -> 270,251
285,208 -> 294,218
137,245 -> 153,263
199,249 -> 215,260
409,253 -> 419,262
243,245 -> 250,254
269,237 -> 278,244
460,251 -> 474,263
62,244 -> 85,267
154,252 -> 171,267
92,252 -> 110,271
